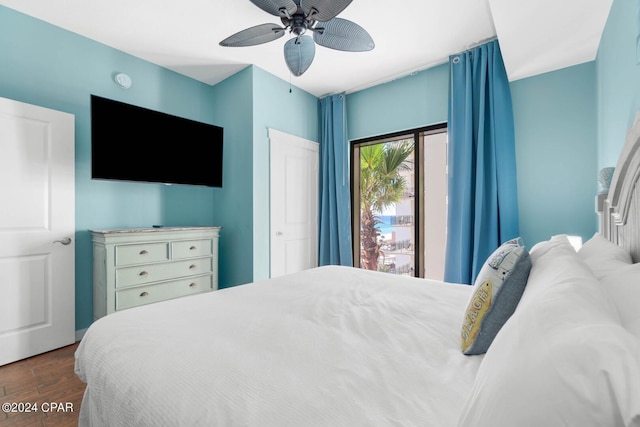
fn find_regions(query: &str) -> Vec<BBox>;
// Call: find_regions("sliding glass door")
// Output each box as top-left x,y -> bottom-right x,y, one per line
351,125 -> 447,279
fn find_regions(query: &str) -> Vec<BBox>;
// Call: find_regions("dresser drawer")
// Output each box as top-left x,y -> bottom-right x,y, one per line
115,242 -> 169,266
92,227 -> 220,319
115,257 -> 213,288
172,239 -> 213,259
115,274 -> 213,311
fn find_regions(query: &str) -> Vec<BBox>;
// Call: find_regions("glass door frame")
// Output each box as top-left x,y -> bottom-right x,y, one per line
350,123 -> 447,278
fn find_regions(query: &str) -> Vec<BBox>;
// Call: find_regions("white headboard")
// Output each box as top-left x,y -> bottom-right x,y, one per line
600,113 -> 640,262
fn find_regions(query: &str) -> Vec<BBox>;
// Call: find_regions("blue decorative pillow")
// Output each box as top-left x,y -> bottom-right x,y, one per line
461,238 -> 532,355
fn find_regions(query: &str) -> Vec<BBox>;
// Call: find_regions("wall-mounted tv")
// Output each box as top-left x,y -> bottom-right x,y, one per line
91,95 -> 223,187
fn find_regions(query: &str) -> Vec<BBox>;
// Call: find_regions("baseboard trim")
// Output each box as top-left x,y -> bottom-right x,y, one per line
75,328 -> 88,342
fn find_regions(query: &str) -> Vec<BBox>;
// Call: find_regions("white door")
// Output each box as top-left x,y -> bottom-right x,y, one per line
269,128 -> 319,278
0,97 -> 75,366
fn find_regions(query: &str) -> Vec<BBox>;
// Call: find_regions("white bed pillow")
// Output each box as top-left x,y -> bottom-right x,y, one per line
524,235 -> 618,315
529,234 -> 574,263
460,238 -> 531,355
578,232 -> 633,279
458,237 -> 640,427
578,232 -> 632,262
602,263 -> 640,340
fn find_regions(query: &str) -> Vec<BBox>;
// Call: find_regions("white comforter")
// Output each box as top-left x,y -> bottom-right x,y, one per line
75,266 -> 481,427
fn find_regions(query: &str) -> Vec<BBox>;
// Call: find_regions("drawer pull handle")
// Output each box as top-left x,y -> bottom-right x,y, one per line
139,291 -> 149,297
189,282 -> 197,288
139,271 -> 149,276
189,264 -> 197,270
189,246 -> 197,250
139,250 -> 149,255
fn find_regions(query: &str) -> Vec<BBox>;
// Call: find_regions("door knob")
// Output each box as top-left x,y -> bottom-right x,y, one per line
53,237 -> 72,245
276,231 -> 284,236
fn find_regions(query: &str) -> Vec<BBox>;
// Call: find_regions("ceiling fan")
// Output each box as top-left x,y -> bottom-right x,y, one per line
219,0 -> 374,77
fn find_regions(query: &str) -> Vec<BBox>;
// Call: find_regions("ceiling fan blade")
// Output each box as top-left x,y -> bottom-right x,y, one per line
300,0 -> 353,22
313,17 -> 374,51
284,35 -> 316,76
249,0 -> 298,17
220,23 -> 285,47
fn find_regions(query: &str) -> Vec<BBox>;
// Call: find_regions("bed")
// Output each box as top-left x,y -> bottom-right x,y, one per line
75,116 -> 640,427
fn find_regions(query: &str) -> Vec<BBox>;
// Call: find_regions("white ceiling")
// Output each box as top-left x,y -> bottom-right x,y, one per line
0,0 -> 613,97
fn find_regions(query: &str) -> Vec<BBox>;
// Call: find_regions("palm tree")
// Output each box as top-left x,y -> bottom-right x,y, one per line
359,140 -> 414,271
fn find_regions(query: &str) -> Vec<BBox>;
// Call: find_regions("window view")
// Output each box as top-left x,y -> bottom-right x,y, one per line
359,139 -> 415,275
352,126 -> 447,280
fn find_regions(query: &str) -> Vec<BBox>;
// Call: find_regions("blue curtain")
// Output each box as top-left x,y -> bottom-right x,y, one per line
444,40 -> 520,284
318,94 -> 353,266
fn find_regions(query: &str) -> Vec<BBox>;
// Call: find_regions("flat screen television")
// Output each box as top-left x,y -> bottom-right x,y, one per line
91,95 -> 223,187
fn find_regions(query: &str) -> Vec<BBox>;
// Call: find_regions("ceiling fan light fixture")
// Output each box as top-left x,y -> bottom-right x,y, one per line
219,0 -> 374,76
284,35 -> 316,76
291,22 -> 307,36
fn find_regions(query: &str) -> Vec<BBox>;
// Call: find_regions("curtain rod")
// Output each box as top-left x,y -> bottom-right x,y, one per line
333,36 -> 499,96
458,36 -> 498,54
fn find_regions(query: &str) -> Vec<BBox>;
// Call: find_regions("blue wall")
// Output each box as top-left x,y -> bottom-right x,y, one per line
511,63 -> 598,245
251,67 -> 319,280
346,58 -> 598,248
209,68 -> 255,289
347,64 -> 449,140
208,66 -> 319,286
597,0 -> 640,168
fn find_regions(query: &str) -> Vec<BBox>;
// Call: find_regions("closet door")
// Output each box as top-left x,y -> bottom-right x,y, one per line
269,128 -> 318,278
0,97 -> 75,365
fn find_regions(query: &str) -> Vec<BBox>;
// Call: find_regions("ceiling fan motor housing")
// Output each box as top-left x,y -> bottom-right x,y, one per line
282,13 -> 316,36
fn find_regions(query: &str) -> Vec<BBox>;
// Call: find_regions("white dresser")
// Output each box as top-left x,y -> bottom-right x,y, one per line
92,227 -> 220,320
